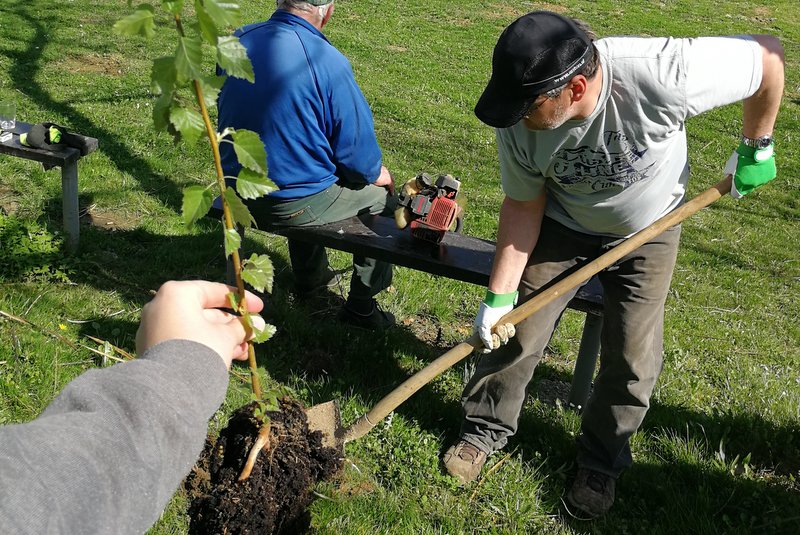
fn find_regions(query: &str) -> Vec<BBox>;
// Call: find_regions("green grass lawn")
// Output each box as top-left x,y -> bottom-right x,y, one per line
1,0 -> 798,533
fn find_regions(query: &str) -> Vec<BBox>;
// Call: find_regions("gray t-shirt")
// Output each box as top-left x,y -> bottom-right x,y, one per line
498,36 -> 763,237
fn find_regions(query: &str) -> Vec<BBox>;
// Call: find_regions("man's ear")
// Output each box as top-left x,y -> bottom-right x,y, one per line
321,3 -> 334,27
568,75 -> 588,103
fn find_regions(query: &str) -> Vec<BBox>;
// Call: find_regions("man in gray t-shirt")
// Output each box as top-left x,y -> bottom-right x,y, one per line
441,11 -> 783,518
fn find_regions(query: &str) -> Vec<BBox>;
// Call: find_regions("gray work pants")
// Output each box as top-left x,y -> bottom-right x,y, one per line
460,217 -> 681,477
249,182 -> 396,300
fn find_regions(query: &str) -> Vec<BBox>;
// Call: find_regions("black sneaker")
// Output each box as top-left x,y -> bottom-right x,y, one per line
338,300 -> 395,330
295,270 -> 342,298
564,468 -> 616,519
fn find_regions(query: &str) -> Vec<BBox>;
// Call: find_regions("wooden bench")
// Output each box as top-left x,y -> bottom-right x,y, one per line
0,121 -> 99,253
248,213 -> 603,411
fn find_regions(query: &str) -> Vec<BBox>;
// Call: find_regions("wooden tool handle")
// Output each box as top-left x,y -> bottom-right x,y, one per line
344,175 -> 732,443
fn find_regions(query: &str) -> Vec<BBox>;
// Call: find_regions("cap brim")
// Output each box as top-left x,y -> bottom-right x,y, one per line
474,75 -> 535,129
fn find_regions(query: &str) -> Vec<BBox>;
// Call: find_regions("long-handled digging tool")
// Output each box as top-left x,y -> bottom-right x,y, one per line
307,175 -> 733,449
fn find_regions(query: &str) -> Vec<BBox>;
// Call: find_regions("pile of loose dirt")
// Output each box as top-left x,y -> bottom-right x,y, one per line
186,398 -> 343,534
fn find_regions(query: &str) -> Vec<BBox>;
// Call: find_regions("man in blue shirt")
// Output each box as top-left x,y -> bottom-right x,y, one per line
218,0 -> 396,329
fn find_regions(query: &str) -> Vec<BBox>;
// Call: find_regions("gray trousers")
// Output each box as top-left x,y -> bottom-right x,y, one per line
460,217 -> 681,477
249,182 -> 395,300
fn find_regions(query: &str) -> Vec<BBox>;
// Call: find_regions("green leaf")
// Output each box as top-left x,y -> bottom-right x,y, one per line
241,252 -> 274,293
202,0 -> 241,28
217,35 -> 254,82
182,185 -> 214,228
236,168 -> 276,200
194,0 -> 219,46
252,322 -> 276,344
222,188 -> 256,229
199,74 -> 226,109
254,323 -> 277,344
243,313 -> 276,344
223,227 -> 241,257
162,0 -> 183,15
113,4 -> 155,38
151,56 -> 177,95
170,105 -> 205,145
227,291 -> 240,311
175,36 -> 203,83
152,93 -> 174,131
232,129 -> 267,174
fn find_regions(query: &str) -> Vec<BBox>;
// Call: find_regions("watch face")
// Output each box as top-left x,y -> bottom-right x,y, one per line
756,136 -> 773,149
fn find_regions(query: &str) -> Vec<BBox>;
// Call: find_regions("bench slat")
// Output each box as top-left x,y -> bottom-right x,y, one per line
276,214 -> 496,287
270,214 -> 603,314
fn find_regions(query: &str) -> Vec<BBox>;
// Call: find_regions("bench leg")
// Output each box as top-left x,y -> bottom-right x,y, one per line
568,312 -> 603,412
61,161 -> 80,254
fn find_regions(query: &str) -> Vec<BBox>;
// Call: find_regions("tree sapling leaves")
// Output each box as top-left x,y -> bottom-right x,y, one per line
182,185 -> 214,228
113,4 -> 156,38
175,35 -> 203,83
151,56 -> 177,95
170,105 -> 205,145
162,0 -> 184,16
246,314 -> 276,344
199,74 -> 226,110
217,36 -> 254,82
224,227 -> 241,257
232,130 -> 267,175
236,168 -> 277,200
202,0 -> 241,29
152,93 -> 174,131
241,253 -> 274,293
227,291 -> 241,312
194,1 -> 220,45
223,188 -> 256,229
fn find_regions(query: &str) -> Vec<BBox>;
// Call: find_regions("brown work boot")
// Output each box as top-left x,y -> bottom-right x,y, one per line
565,468 -> 616,519
442,439 -> 487,485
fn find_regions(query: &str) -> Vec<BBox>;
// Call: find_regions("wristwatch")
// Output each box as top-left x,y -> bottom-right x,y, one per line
741,134 -> 773,149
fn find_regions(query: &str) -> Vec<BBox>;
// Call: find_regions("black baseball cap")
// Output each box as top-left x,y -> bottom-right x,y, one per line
474,11 -> 593,128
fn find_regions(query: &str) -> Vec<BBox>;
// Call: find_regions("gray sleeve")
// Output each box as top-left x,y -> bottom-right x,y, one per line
497,126 -> 546,201
682,36 -> 763,118
0,339 -> 230,535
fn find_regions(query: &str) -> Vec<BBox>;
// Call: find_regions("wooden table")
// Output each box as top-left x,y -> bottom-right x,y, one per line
0,121 -> 99,253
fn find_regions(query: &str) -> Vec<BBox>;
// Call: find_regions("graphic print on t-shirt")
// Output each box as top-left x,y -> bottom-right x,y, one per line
550,130 -> 654,192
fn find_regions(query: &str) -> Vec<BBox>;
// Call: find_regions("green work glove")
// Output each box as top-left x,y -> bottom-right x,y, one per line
724,141 -> 776,199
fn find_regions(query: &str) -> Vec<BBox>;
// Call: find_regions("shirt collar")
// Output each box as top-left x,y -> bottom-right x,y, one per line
270,9 -> 331,44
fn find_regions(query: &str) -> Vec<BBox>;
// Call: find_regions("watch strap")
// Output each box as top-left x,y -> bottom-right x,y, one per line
741,134 -> 773,148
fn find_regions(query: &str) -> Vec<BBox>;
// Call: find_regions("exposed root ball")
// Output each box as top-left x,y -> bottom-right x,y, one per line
186,398 -> 343,534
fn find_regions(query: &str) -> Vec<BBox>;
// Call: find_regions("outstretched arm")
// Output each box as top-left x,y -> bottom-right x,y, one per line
742,35 -> 785,139
0,281 -> 263,535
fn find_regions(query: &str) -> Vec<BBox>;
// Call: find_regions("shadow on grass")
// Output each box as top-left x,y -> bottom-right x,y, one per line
509,364 -> 800,533
0,4 -> 184,209
569,459 -> 800,535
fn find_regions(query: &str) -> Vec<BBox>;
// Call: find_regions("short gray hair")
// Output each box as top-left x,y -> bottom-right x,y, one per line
277,0 -> 333,14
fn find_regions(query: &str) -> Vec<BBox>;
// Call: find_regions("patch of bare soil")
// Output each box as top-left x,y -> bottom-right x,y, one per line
531,378 -> 574,408
299,347 -> 339,377
82,205 -> 140,230
0,186 -> 20,216
57,54 -> 126,76
186,398 -> 343,535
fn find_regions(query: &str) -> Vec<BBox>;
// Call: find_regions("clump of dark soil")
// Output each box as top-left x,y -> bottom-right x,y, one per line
186,398 -> 343,534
